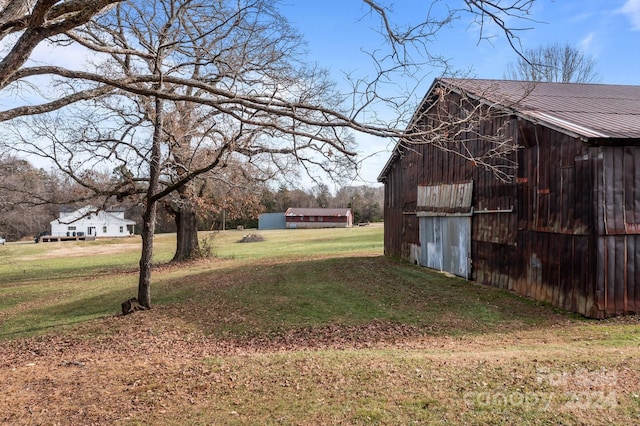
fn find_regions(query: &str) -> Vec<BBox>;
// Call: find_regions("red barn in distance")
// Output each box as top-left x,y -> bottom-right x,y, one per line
285,208 -> 353,229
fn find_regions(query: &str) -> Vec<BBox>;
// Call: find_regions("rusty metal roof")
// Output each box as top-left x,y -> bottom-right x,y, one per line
439,78 -> 640,142
378,78 -> 640,182
285,208 -> 351,217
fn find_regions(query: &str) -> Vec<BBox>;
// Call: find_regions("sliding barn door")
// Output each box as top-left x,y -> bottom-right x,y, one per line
420,216 -> 471,279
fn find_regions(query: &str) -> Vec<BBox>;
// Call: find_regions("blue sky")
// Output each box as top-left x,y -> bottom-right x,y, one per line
280,0 -> 640,187
281,0 -> 640,84
6,1 -> 640,190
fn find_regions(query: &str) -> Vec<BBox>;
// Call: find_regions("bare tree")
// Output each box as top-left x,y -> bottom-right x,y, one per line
0,0 -> 541,126
0,0 -> 543,310
312,183 -> 331,208
505,43 -> 601,83
0,156 -> 54,240
353,0 -> 537,125
334,185 -> 384,223
3,0 -> 359,309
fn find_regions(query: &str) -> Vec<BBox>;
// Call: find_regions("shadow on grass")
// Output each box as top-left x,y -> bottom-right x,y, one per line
151,256 -> 578,339
1,255 -> 582,341
0,285 -> 133,339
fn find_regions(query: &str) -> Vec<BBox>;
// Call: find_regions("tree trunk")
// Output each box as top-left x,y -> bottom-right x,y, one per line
172,199 -> 200,262
138,199 -> 156,308
136,93 -> 163,309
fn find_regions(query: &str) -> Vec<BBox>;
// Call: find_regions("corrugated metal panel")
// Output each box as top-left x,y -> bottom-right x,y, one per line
439,78 -> 640,141
417,182 -> 473,212
597,235 -> 640,316
601,147 -> 640,235
258,213 -> 286,230
420,216 -> 471,278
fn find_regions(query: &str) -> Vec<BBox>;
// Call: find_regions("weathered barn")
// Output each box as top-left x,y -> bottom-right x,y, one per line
378,78 -> 640,318
285,208 -> 353,229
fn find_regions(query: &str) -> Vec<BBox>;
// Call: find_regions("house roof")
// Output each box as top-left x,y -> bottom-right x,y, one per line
285,208 -> 351,217
53,205 -> 136,225
378,78 -> 640,182
59,205 -> 127,213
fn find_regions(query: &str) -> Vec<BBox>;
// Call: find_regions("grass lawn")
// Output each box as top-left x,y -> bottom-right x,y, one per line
1,224 -> 639,425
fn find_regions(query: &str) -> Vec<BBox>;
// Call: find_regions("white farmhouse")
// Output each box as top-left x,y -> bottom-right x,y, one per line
50,206 -> 136,238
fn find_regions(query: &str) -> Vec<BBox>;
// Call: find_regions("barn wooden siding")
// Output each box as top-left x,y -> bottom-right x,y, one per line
513,120 -> 600,316
381,88 -> 640,318
516,121 -> 640,317
594,146 -> 640,315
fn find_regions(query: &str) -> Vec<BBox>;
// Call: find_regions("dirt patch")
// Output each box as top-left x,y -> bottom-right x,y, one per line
19,242 -> 141,260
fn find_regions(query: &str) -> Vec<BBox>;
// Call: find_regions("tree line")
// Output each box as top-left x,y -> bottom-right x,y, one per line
0,155 -> 383,242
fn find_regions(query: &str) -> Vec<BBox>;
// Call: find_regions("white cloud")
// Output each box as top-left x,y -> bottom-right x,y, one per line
29,39 -> 96,70
579,32 -> 596,51
578,32 -> 603,57
621,0 -> 640,30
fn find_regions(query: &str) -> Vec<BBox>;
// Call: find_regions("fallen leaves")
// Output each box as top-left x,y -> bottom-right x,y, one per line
2,307 -> 640,424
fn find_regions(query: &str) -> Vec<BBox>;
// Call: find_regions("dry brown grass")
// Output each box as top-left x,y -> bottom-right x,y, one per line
2,307 -> 639,425
18,242 -> 142,261
1,230 -> 639,424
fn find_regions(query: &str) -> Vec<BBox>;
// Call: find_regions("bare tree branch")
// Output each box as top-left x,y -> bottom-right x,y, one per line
0,0 -> 122,88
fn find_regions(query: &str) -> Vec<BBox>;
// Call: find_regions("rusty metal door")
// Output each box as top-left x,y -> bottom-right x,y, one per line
420,216 -> 471,279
